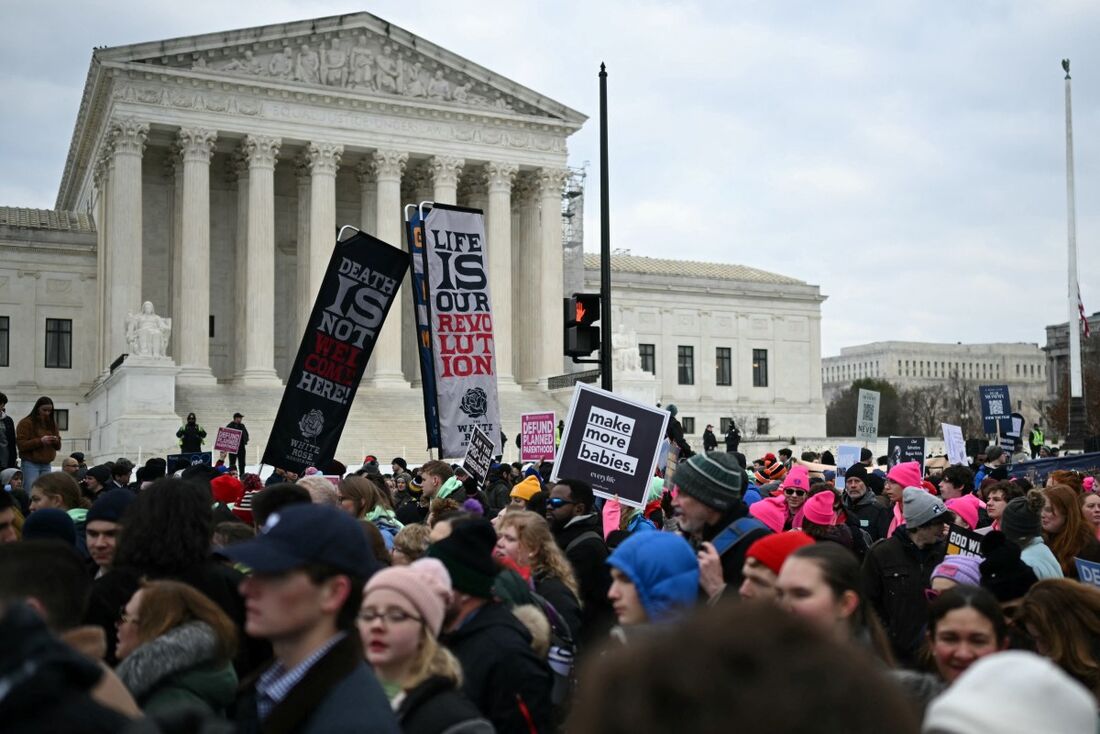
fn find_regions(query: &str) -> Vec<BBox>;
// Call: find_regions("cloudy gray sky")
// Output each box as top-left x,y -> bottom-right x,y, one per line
4,1 -> 1100,356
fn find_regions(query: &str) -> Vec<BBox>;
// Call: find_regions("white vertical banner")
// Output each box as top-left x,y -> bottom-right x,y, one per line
856,388 -> 880,440
423,204 -> 501,459
942,423 -> 966,465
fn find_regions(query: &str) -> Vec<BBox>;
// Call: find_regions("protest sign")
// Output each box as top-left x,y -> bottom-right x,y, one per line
946,525 -> 985,558
979,384 -> 1012,435
462,425 -> 495,486
214,427 -> 243,454
887,436 -> 926,474
1076,558 -> 1100,589
1000,411 -> 1025,453
422,204 -> 501,459
166,452 -> 212,476
836,444 -> 861,478
520,412 -> 556,462
856,389 -> 880,440
405,207 -> 441,451
262,230 -> 408,473
941,423 -> 966,465
551,383 -> 669,508
1008,451 -> 1100,485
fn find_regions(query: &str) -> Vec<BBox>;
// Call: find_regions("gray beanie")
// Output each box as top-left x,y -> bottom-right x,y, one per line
1001,493 -> 1043,539
673,453 -> 744,512
901,486 -> 949,528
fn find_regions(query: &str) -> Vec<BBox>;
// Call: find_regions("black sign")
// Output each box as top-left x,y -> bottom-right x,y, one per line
979,384 -> 1012,435
551,383 -> 669,508
462,425 -> 494,486
887,436 -> 926,475
166,452 -> 212,476
946,526 -> 985,559
262,230 -> 409,474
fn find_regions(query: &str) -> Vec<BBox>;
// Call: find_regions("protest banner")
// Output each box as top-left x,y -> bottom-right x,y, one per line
462,425 -> 495,486
856,389 -> 880,440
946,525 -> 985,558
551,383 -> 669,508
214,427 -> 243,454
836,444 -> 861,478
405,207 -> 442,451
1008,451 -> 1100,485
942,423 -> 966,465
1076,558 -> 1100,589
422,204 -> 501,459
262,230 -> 408,474
887,436 -> 926,474
166,452 -> 212,476
1001,411 -> 1025,454
979,384 -> 1012,435
520,412 -> 556,462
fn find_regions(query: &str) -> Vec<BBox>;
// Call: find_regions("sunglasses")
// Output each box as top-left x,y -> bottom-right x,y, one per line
784,488 -> 807,497
546,497 -> 576,509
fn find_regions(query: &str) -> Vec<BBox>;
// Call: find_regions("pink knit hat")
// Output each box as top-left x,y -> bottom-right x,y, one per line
749,496 -> 788,533
364,558 -> 453,636
802,490 -> 840,526
780,465 -> 810,492
946,498 -> 979,531
887,461 -> 922,489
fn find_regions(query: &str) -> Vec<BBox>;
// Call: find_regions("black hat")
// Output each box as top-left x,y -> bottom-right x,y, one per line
859,447 -> 873,462
70,452 -> 85,463
1001,494 -> 1042,539
233,412 -> 243,419
428,517 -> 499,598
85,465 -> 111,486
22,508 -> 76,547
86,489 -> 135,525
844,463 -> 869,482
673,453 -> 745,512
863,473 -> 886,495
980,531 -> 1038,602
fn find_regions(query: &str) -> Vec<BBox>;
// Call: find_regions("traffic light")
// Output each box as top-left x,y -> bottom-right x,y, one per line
564,293 -> 601,360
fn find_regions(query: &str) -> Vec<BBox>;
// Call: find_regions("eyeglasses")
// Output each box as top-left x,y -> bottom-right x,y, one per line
784,488 -> 807,497
546,498 -> 576,509
924,588 -> 941,602
358,608 -> 424,625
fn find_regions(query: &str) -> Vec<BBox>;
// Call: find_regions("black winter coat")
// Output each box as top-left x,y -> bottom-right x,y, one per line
702,429 -> 718,452
534,573 -> 583,645
0,415 -> 16,470
442,602 -> 552,733
397,675 -> 493,734
844,491 -> 892,544
861,528 -> 946,667
553,514 -> 614,649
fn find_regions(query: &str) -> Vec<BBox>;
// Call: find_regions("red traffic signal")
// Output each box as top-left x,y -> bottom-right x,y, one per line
564,293 -> 601,358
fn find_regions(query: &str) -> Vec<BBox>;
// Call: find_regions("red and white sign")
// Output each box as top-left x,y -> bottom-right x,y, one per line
214,427 -> 243,454
521,412 -> 556,462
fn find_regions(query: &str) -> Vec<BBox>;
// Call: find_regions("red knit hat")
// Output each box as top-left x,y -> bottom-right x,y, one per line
745,531 -> 815,575
211,474 -> 244,505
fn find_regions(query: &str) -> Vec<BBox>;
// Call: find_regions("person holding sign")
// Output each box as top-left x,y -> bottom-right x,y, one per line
1041,484 -> 1100,580
225,413 -> 249,472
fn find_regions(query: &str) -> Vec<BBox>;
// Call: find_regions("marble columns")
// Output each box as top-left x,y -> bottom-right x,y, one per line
485,162 -> 518,386
511,174 -> 540,386
239,135 -> 282,384
104,118 -> 148,371
365,149 -> 408,385
302,142 -> 342,336
537,168 -> 569,382
175,127 -> 218,384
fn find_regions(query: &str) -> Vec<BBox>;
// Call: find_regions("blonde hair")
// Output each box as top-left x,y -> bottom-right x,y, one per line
499,511 -> 580,599
403,624 -> 463,690
297,475 -> 339,506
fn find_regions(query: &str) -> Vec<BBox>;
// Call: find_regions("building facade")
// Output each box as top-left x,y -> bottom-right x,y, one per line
1043,312 -> 1100,399
822,341 -> 1048,420
585,254 -> 827,441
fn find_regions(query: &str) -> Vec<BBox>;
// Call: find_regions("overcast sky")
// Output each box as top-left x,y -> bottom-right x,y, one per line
4,1 -> 1100,356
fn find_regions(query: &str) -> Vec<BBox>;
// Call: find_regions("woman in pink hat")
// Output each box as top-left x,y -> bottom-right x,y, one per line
779,466 -> 811,531
884,461 -> 924,538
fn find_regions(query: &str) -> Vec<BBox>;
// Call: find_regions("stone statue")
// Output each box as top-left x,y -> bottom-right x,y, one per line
125,301 -> 171,358
452,82 -> 471,103
295,44 -> 321,85
612,322 -> 642,374
405,62 -> 427,97
223,49 -> 264,75
321,38 -> 348,87
269,47 -> 294,79
427,70 -> 451,101
349,43 -> 374,89
375,45 -> 399,94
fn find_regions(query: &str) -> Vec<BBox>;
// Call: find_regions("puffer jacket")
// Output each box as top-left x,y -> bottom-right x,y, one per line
607,531 -> 699,622
115,621 -> 237,717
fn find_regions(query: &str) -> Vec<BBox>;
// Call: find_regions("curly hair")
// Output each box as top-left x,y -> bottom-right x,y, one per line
1017,579 -> 1100,700
1044,484 -> 1099,577
498,511 -> 579,599
112,478 -> 213,577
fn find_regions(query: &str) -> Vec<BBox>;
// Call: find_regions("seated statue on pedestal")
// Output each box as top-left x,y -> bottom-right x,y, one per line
612,322 -> 643,375
125,301 -> 172,358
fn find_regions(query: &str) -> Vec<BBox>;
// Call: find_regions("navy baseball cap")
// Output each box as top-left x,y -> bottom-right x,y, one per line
218,503 -> 375,578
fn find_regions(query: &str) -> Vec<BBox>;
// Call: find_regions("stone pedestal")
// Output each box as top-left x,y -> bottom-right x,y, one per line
614,370 -> 659,408
87,357 -> 182,462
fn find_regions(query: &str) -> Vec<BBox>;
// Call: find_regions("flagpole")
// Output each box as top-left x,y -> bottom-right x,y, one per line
1063,59 -> 1087,448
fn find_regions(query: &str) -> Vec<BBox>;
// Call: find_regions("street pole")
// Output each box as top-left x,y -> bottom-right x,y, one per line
1063,59 -> 1087,449
599,62 -> 612,392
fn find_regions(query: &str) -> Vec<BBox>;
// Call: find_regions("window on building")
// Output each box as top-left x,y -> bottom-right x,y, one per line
45,318 -> 72,369
0,316 -> 8,367
639,343 -> 656,375
54,409 -> 69,432
682,417 -> 695,434
1016,364 -> 1020,376
677,346 -> 694,385
756,417 -> 770,435
752,349 -> 768,387
720,417 -> 732,433
716,347 -> 732,386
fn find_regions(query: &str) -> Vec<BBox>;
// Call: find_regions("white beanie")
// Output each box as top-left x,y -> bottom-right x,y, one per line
922,651 -> 1095,734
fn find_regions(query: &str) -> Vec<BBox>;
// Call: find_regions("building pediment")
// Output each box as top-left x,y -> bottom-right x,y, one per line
94,13 -> 585,125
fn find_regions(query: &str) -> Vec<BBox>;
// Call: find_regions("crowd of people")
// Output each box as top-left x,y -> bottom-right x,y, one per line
2,391 -> 1100,733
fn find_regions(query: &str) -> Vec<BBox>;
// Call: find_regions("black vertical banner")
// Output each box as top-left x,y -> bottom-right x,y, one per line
262,230 -> 409,473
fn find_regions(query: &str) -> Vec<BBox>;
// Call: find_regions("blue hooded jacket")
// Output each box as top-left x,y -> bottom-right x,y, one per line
607,532 -> 699,623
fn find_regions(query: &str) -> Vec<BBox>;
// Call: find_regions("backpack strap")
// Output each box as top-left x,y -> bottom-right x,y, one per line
715,517 -> 768,556
565,530 -> 604,555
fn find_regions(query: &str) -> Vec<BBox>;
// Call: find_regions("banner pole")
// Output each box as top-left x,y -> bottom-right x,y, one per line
599,62 -> 612,392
